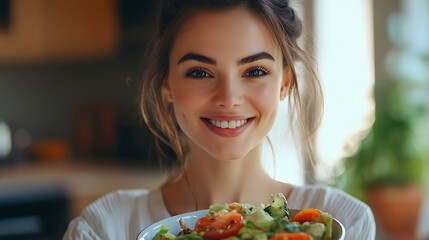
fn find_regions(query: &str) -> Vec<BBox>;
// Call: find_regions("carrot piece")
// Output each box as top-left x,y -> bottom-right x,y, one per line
269,232 -> 313,240
292,208 -> 322,224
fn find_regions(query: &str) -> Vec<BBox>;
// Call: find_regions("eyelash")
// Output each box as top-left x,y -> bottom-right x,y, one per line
185,67 -> 213,79
243,66 -> 271,78
184,66 -> 271,79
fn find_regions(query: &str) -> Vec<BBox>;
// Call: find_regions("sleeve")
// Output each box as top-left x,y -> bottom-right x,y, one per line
332,196 -> 376,240
62,190 -> 134,240
62,217 -> 103,240
288,185 -> 376,240
62,189 -> 152,240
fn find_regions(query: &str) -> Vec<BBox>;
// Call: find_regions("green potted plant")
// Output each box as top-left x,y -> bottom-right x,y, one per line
334,77 -> 428,238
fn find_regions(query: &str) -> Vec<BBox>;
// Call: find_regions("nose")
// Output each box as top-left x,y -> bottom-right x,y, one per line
213,76 -> 244,108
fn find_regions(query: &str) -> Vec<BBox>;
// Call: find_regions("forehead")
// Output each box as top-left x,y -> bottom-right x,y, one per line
170,7 -> 282,63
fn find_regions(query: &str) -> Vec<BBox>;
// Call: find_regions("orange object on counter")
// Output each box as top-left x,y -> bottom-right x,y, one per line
31,139 -> 71,162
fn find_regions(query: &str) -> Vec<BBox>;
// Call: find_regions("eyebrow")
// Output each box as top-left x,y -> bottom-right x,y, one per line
237,52 -> 275,65
178,53 -> 216,65
177,51 -> 275,65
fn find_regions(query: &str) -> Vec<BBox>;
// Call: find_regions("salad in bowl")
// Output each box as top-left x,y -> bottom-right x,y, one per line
137,193 -> 345,240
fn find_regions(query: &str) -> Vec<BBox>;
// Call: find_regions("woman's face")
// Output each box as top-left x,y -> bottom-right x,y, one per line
163,7 -> 289,161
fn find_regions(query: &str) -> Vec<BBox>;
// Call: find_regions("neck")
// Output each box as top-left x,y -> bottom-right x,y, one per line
161,141 -> 291,215
188,146 -> 267,202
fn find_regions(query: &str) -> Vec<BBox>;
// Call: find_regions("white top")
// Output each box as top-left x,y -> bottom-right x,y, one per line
63,185 -> 376,240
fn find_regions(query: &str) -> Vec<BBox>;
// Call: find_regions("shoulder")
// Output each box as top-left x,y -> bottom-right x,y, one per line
85,188 -> 151,212
289,184 -> 376,240
63,189 -> 163,240
80,188 -> 151,220
289,184 -> 362,205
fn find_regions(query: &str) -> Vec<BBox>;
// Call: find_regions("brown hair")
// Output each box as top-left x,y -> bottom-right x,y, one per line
139,0 -> 323,182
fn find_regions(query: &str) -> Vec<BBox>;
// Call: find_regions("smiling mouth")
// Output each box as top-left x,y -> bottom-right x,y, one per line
203,118 -> 252,129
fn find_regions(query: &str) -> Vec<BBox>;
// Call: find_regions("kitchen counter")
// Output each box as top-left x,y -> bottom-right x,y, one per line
0,161 -> 167,217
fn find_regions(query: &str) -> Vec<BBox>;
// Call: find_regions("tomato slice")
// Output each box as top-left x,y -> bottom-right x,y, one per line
194,212 -> 244,240
269,232 -> 313,240
292,208 -> 321,224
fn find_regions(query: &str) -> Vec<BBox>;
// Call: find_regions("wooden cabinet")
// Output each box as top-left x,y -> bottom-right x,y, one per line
0,0 -> 119,63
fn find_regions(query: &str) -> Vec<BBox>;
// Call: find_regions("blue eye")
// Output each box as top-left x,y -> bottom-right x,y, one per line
244,67 -> 269,77
185,68 -> 212,79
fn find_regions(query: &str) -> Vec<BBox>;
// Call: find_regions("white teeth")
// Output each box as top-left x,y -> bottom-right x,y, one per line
209,119 -> 248,129
215,120 -> 221,127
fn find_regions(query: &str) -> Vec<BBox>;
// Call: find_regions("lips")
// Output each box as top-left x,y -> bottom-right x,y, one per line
201,115 -> 254,137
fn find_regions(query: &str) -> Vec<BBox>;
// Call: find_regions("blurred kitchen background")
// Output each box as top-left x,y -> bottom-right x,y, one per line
0,0 -> 428,239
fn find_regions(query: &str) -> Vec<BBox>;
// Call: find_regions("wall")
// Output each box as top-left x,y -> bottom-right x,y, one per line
0,0 -> 158,164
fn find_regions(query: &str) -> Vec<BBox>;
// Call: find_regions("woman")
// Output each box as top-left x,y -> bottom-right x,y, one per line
63,0 -> 376,239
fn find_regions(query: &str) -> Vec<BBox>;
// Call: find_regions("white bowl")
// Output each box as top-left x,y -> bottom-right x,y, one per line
137,209 -> 345,240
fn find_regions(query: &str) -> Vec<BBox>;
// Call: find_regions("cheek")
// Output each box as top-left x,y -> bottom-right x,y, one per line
169,84 -> 205,117
251,83 -> 281,109
249,82 -> 281,131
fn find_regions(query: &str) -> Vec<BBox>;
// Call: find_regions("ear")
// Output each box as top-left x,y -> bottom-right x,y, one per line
162,77 -> 174,102
280,69 -> 292,100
